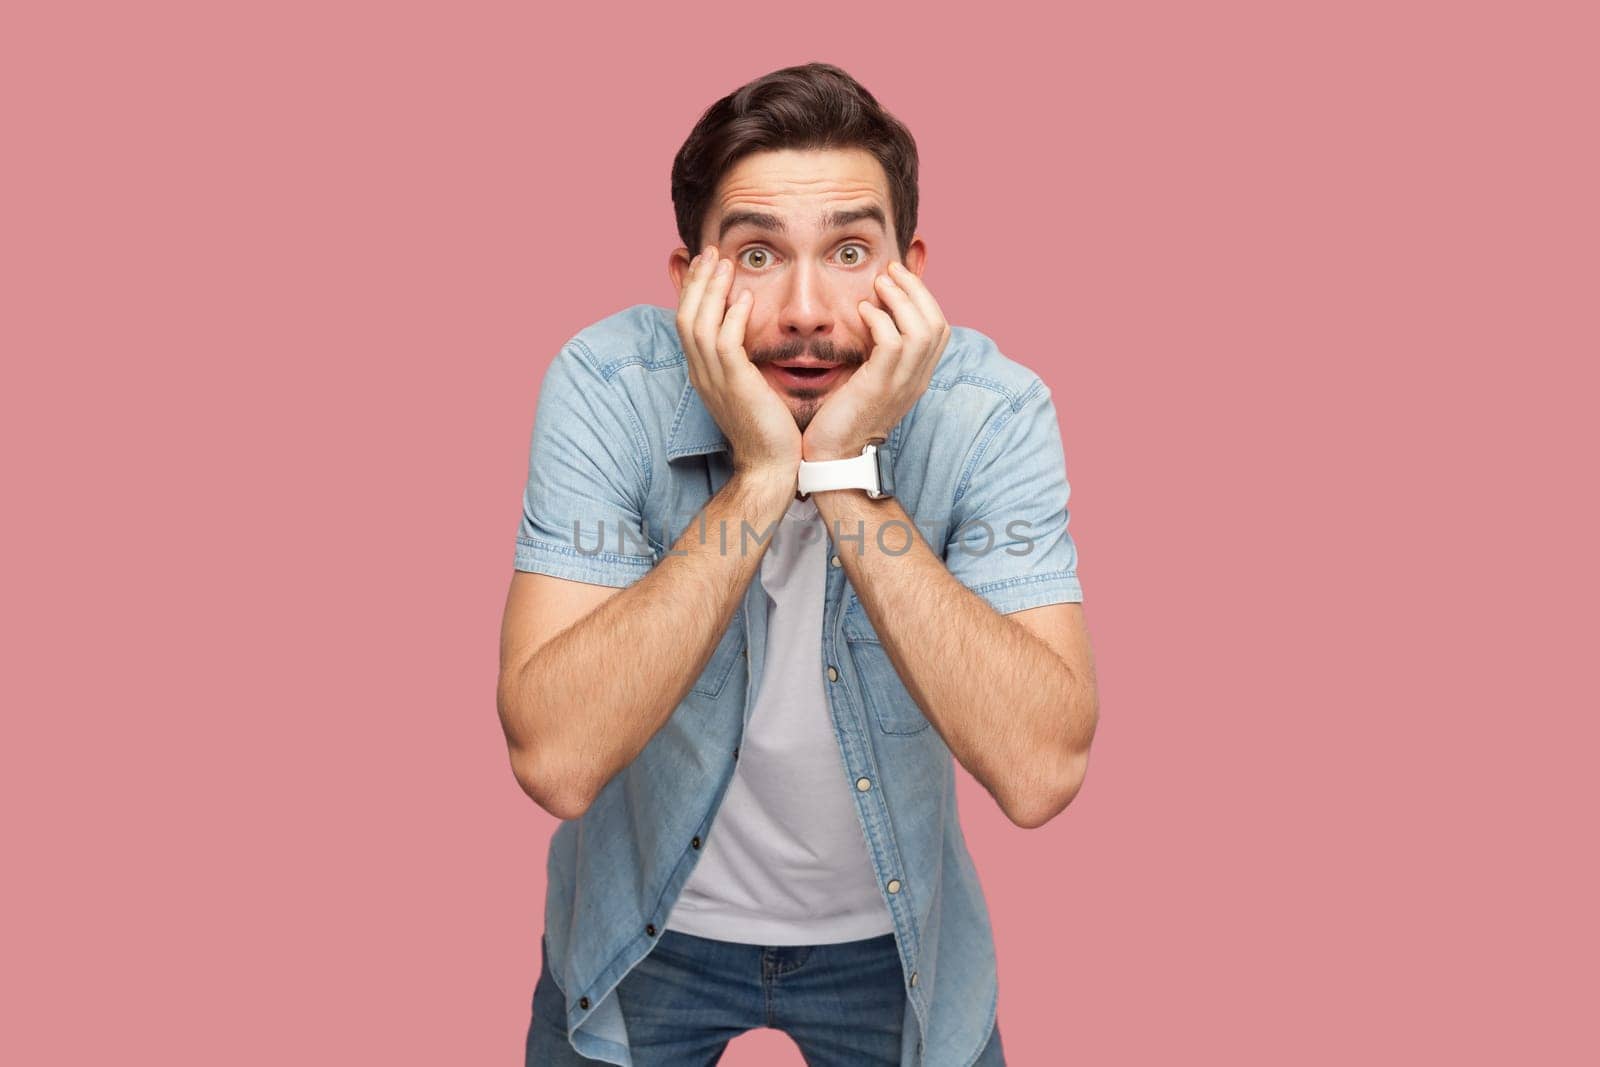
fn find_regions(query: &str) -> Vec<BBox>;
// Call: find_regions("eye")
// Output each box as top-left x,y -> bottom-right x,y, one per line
734,243 -> 871,270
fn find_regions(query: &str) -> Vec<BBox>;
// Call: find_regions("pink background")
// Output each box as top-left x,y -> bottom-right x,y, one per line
5,2 -> 1595,1064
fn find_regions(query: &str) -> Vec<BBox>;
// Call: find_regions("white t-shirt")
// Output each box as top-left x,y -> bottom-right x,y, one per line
664,494 -> 894,945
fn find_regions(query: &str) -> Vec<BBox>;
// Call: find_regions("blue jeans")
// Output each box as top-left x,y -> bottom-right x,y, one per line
526,928 -> 1006,1066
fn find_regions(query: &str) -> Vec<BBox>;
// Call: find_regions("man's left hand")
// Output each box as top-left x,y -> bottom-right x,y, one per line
801,260 -> 951,460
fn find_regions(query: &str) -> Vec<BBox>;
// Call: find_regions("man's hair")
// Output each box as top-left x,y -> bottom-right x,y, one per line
670,62 -> 920,261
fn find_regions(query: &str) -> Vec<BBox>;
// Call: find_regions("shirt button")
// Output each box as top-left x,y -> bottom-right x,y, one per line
579,996 -> 590,1009
886,879 -> 901,894
830,554 -> 841,567
826,665 -> 839,682
646,923 -> 657,936
691,836 -> 701,849
732,747 -> 739,760
909,972 -> 918,988
856,776 -> 872,792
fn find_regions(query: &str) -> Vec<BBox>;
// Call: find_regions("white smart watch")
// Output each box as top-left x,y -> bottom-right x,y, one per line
796,440 -> 895,500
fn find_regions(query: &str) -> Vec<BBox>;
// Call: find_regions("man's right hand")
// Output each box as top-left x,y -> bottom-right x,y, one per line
675,245 -> 801,483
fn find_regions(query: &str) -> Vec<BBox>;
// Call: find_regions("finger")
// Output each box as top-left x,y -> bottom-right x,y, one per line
874,272 -> 930,346
855,299 -> 902,385
678,249 -> 723,390
676,254 -> 708,390
887,261 -> 950,347
718,287 -> 754,372
869,275 -> 920,374
677,249 -> 715,326
696,253 -> 738,373
885,263 -> 951,389
874,273 -> 936,389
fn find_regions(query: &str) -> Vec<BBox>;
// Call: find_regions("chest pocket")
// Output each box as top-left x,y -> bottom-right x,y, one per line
841,595 -> 932,735
691,609 -> 747,698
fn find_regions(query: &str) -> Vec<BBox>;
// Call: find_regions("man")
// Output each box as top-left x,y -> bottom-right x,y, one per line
498,62 -> 1098,1066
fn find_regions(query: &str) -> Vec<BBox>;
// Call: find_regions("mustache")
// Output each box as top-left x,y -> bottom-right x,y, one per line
749,337 -> 867,367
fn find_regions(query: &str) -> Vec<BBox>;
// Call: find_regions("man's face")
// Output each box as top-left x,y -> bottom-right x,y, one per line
670,147 -> 927,433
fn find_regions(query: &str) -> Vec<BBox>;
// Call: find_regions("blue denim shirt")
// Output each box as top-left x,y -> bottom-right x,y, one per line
514,304 -> 1084,1066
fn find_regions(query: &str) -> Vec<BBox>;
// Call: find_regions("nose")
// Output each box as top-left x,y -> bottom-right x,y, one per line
778,259 -> 833,345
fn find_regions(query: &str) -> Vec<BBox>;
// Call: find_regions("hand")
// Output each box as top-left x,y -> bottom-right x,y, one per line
801,260 -> 950,460
675,245 -> 802,481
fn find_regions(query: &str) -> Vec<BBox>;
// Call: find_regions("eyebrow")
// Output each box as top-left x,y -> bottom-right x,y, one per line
717,205 -> 888,243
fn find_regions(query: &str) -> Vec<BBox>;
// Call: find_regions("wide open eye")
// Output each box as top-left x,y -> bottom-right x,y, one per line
736,243 -> 870,270
838,243 -> 868,266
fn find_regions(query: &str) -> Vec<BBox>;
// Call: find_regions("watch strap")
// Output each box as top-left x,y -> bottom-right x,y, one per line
797,446 -> 881,497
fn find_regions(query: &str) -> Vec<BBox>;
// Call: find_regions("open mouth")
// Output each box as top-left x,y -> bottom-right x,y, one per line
771,363 -> 845,390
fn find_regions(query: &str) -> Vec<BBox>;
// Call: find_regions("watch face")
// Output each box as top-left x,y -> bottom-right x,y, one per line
873,442 -> 895,498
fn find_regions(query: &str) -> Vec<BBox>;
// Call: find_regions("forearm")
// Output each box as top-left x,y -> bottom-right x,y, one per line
503,469 -> 793,815
813,490 -> 1094,826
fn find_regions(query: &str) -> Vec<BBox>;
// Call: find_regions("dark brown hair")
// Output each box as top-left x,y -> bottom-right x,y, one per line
670,62 -> 920,261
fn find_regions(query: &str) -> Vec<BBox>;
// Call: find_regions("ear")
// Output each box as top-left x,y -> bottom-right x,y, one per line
667,247 -> 693,293
903,235 -> 928,277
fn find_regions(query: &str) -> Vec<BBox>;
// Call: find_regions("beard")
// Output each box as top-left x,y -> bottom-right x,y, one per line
749,334 -> 867,371
792,398 -> 821,434
749,336 -> 867,432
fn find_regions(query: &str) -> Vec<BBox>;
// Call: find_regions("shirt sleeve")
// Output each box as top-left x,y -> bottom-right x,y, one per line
513,341 -> 657,587
943,378 -> 1085,614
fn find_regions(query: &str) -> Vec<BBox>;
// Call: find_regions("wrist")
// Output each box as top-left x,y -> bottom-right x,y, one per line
728,464 -> 798,505
796,438 -> 896,500
802,436 -> 881,462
